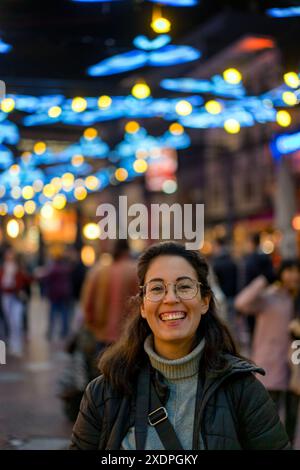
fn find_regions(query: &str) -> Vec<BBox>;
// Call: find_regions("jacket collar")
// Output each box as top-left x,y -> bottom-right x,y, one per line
203,353 -> 265,393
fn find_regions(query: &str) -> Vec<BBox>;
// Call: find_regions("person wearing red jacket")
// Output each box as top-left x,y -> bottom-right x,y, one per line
0,247 -> 31,357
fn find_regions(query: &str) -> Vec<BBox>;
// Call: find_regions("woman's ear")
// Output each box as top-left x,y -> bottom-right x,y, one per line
140,302 -> 146,319
201,295 -> 210,315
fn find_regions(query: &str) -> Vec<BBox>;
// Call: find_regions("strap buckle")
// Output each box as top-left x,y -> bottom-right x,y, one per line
148,406 -> 168,426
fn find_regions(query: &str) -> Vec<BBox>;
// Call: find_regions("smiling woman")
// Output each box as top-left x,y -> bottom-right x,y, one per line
70,242 -> 290,450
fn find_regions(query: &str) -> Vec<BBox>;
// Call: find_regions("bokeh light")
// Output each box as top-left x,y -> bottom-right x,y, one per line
223,68 -> 242,84
98,95 -> 112,109
83,223 -> 101,240
71,97 -> 87,113
224,118 -> 241,134
81,245 -> 96,267
276,110 -> 291,127
7,219 -> 20,238
131,83 -> 151,99
175,100 -> 193,116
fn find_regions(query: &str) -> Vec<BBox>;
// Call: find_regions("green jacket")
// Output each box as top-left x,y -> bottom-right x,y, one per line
70,354 -> 290,450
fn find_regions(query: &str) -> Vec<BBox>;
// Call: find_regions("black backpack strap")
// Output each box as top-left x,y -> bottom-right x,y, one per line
149,381 -> 183,450
134,365 -> 150,450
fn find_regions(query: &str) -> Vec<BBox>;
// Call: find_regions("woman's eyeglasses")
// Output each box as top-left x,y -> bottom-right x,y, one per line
140,278 -> 202,302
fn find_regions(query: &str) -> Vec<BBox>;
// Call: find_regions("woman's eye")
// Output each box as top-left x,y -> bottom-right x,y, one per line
150,286 -> 164,292
178,284 -> 192,290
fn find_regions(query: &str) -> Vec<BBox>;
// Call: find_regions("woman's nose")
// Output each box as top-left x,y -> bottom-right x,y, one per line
163,284 -> 179,303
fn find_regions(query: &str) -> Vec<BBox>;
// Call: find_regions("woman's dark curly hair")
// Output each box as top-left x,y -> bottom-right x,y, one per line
99,241 -> 241,395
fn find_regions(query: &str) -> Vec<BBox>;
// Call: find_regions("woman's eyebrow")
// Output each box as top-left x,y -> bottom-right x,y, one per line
176,276 -> 194,281
147,276 -> 194,282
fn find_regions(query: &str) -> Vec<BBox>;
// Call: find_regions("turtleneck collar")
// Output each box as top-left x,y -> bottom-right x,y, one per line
144,335 -> 205,381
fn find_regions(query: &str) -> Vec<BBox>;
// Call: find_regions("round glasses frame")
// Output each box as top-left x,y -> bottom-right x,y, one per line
140,279 -> 202,302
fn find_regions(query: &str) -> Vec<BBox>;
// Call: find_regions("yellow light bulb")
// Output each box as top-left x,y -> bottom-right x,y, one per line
175,100 -> 193,116
115,168 -> 128,182
223,68 -> 242,84
48,106 -> 62,118
282,91 -> 298,106
51,177 -> 62,191
131,83 -> 151,100
13,205 -> 25,218
22,186 -> 35,200
169,123 -> 184,135
283,72 -> 300,89
133,159 -> 148,173
43,184 -> 57,198
40,204 -> 54,219
71,97 -> 87,113
62,173 -> 75,190
276,110 -> 291,127
7,219 -> 20,238
125,121 -> 140,134
224,118 -> 241,134
71,154 -> 84,167
205,100 -> 223,115
34,141 -> 47,155
85,175 -> 100,191
292,215 -> 300,231
52,194 -> 67,210
74,186 -> 87,201
24,200 -> 36,215
1,98 -> 15,113
98,95 -> 112,109
81,245 -> 96,267
83,223 -> 101,240
83,128 -> 98,140
151,17 -> 171,34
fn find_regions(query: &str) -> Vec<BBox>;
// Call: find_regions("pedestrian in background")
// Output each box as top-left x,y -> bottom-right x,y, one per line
0,247 -> 31,356
235,259 -> 300,446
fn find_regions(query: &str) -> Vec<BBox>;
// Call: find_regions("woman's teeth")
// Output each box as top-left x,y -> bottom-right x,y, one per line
160,312 -> 186,321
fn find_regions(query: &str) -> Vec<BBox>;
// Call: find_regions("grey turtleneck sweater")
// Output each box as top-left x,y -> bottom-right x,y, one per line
121,335 -> 205,450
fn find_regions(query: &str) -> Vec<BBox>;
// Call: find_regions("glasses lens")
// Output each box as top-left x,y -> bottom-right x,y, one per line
176,279 -> 197,299
146,281 -> 165,301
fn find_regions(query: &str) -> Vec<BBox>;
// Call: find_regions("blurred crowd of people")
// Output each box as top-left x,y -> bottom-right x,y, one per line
0,233 -> 299,445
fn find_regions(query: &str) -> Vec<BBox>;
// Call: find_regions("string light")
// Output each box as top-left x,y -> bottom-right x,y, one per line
276,110 -> 291,127
98,95 -> 112,109
48,106 -> 62,118
175,100 -> 193,116
131,83 -> 151,99
71,97 -> 87,113
224,118 -> 241,134
223,68 -> 242,84
1,97 -> 15,113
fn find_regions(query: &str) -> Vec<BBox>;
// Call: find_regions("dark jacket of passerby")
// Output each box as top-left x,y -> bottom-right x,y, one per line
70,353 -> 289,450
70,261 -> 86,301
212,252 -> 238,298
243,251 -> 274,287
43,260 -> 73,303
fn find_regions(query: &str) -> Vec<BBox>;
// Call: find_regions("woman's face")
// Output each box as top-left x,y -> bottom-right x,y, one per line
281,266 -> 300,293
141,255 -> 210,353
